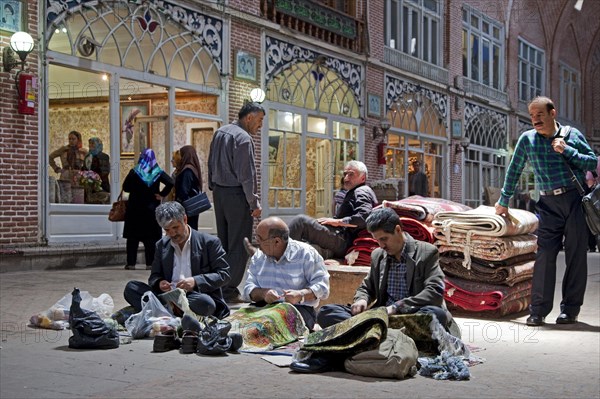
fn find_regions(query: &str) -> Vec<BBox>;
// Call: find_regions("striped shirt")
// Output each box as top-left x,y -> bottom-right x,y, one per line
499,124 -> 597,207
242,239 -> 330,308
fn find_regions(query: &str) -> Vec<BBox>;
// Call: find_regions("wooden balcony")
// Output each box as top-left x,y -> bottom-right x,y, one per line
261,0 -> 365,53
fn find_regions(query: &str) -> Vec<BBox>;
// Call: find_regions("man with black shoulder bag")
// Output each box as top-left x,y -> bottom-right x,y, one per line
495,96 -> 597,327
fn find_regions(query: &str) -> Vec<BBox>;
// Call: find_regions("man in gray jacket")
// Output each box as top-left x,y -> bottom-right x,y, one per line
317,207 -> 451,329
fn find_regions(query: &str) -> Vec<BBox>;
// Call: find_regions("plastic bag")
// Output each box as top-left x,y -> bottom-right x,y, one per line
125,291 -> 176,339
68,287 -> 119,350
29,291 -> 115,330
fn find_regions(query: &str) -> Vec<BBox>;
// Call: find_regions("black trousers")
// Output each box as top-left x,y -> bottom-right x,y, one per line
532,189 -> 588,317
213,185 -> 253,299
288,214 -> 348,258
123,280 -> 217,316
126,238 -> 157,266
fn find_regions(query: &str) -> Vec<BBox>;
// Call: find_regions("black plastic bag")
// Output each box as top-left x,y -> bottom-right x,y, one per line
68,287 -> 119,349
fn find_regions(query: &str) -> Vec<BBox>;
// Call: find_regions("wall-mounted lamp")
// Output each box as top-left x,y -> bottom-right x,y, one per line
373,118 -> 391,140
455,135 -> 471,154
250,87 -> 266,103
3,32 -> 35,73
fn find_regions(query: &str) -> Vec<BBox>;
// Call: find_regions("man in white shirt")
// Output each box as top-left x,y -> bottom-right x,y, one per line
243,217 -> 330,330
124,202 -> 231,319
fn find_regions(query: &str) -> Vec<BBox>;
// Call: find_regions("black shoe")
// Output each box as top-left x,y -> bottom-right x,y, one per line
243,237 -> 257,257
227,332 -> 243,353
526,315 -> 545,326
225,294 -> 248,304
153,329 -> 181,352
124,265 -> 135,270
290,354 -> 334,374
180,330 -> 199,354
556,313 -> 578,324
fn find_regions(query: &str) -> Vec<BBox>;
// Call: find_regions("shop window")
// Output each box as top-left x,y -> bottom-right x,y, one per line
48,65 -> 111,205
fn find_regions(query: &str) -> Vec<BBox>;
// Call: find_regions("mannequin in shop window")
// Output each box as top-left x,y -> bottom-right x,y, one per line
49,130 -> 88,183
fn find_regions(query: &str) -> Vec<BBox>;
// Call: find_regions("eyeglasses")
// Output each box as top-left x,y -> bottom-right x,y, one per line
256,234 -> 276,243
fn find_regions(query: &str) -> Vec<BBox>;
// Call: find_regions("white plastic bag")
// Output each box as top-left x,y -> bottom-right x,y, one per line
125,291 -> 176,339
29,291 -> 115,330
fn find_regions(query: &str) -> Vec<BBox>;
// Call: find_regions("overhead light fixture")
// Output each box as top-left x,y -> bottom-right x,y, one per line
373,118 -> 391,140
3,31 -> 35,73
574,0 -> 584,11
250,87 -> 266,103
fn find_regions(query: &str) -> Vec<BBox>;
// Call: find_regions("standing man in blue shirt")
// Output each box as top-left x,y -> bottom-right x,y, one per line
208,102 -> 264,303
243,217 -> 330,331
495,96 -> 597,326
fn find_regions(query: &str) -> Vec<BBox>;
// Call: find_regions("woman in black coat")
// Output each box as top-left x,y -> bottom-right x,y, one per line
175,145 -> 203,230
123,149 -> 174,270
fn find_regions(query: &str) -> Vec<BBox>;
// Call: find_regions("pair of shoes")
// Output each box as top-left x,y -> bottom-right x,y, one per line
556,313 -> 578,324
526,315 -> 545,326
243,237 -> 257,256
290,354 -> 334,373
153,329 -> 181,352
180,330 -> 199,354
124,265 -> 135,270
146,265 -> 152,270
225,294 -> 248,304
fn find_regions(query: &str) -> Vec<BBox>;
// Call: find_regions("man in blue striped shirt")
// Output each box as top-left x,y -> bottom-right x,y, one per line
495,96 -> 597,327
242,217 -> 330,330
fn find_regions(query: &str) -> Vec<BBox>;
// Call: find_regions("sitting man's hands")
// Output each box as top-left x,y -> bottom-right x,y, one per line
264,289 -> 282,304
283,289 -> 304,304
159,280 -> 171,292
351,299 -> 368,315
175,277 -> 196,292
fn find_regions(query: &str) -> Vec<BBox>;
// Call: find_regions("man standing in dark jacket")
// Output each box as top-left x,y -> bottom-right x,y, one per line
317,207 -> 451,329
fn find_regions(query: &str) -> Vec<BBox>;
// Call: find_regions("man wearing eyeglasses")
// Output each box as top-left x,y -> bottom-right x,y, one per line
287,160 -> 378,259
242,217 -> 330,330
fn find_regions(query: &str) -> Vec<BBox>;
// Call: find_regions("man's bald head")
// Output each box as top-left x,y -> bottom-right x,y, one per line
257,217 -> 289,241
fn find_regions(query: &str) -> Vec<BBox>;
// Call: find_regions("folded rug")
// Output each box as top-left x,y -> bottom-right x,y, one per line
433,205 -> 538,238
440,256 -> 535,286
400,217 -> 436,243
301,307 -> 388,355
381,196 -> 472,224
435,234 -> 538,267
225,303 -> 307,352
444,277 -> 532,316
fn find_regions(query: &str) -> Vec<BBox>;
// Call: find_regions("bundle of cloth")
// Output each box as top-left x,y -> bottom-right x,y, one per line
381,196 -> 473,224
378,197 -> 472,244
432,205 -> 538,269
444,276 -> 532,317
440,252 -> 535,287
433,206 -> 538,317
344,230 -> 378,266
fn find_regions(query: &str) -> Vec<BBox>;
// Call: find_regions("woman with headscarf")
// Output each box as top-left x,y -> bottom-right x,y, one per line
123,149 -> 174,270
49,130 -> 87,182
175,145 -> 204,230
83,136 -> 111,193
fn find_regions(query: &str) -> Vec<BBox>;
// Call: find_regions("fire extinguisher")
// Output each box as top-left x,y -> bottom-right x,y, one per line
377,142 -> 387,165
17,72 -> 37,115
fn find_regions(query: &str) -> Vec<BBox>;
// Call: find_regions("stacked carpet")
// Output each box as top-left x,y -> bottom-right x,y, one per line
433,206 -> 538,317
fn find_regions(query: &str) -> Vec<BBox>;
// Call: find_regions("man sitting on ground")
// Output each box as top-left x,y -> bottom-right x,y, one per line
317,207 -> 452,329
287,160 -> 377,259
242,217 -> 330,330
124,201 -> 231,319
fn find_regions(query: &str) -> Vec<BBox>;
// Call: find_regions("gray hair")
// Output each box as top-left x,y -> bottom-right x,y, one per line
238,102 -> 265,119
155,201 -> 186,228
346,160 -> 368,180
366,207 -> 401,234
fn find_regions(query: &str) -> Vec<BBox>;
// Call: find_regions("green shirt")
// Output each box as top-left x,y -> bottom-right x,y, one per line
499,124 -> 597,207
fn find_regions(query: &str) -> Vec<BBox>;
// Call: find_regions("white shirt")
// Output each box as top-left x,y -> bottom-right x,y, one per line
169,227 -> 192,288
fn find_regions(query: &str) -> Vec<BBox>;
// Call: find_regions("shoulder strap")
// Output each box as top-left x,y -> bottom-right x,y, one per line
557,126 -> 587,196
